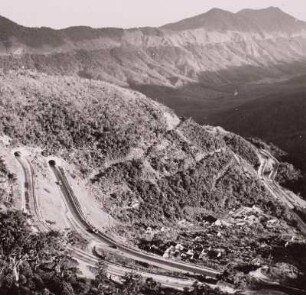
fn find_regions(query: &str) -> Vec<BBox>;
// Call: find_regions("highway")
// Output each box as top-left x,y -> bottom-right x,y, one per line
67,245 -> 196,290
14,152 -> 48,232
14,151 -> 220,289
14,145 -> 306,290
48,159 -> 220,278
15,145 -> 306,287
258,149 -> 306,235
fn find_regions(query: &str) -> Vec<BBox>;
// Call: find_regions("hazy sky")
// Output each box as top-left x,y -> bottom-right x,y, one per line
1,0 -> 305,29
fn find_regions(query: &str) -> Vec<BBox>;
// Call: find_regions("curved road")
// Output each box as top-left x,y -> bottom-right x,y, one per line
258,149 -> 306,235
49,160 -> 220,278
14,152 -> 198,289
14,152 -> 220,289
14,152 -> 48,232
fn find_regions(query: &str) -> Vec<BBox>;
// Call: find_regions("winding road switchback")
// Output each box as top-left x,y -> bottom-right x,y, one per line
258,149 -> 306,235
48,160 -> 221,278
14,153 -> 204,290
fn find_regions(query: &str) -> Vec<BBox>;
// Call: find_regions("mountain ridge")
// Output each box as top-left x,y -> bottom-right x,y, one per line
161,7 -> 257,32
162,6 -> 306,32
0,7 -> 305,88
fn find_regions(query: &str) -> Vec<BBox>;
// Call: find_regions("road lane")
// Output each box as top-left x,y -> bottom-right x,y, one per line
258,149 -> 306,235
49,160 -> 221,278
14,153 -> 202,289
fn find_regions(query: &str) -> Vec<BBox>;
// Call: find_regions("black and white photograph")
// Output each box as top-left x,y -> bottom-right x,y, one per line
0,0 -> 305,294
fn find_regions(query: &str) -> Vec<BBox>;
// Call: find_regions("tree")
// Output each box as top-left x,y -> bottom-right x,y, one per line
122,272 -> 144,295
0,211 -> 81,295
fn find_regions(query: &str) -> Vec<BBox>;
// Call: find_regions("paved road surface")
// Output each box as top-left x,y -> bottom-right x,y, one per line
49,160 -> 220,278
258,150 -> 306,235
14,152 -> 219,289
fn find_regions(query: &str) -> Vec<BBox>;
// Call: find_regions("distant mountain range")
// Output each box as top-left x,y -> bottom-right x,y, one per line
0,7 -> 305,86
0,7 -> 305,194
163,7 -> 306,33
1,8 -> 306,291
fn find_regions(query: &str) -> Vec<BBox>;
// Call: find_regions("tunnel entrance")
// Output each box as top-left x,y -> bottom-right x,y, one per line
49,160 -> 56,166
14,151 -> 21,157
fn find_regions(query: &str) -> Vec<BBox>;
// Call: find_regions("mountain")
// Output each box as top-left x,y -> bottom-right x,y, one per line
0,70 -> 275,223
1,8 -> 306,292
1,6 -> 305,196
0,8 -> 305,117
237,7 -> 306,33
163,7 -> 306,33
1,70 -> 306,291
161,8 -> 256,32
0,7 -> 305,87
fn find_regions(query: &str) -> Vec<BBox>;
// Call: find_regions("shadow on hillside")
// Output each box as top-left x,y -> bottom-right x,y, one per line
130,63 -> 306,198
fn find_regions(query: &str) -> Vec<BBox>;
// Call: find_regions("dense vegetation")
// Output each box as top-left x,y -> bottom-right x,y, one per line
213,89 -> 306,200
93,128 -> 287,228
0,210 -> 231,295
177,119 -> 225,153
1,71 -> 304,292
137,208 -> 306,289
0,71 -> 168,169
275,162 -> 302,185
223,134 -> 260,168
0,157 -> 16,207
0,210 -> 87,295
0,71 -> 291,229
249,137 -> 304,196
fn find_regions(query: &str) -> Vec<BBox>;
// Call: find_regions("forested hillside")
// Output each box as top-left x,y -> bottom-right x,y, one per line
0,70 -> 287,226
1,70 -> 306,291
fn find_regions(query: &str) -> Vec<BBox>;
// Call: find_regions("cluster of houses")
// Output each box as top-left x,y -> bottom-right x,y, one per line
162,242 -> 225,262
